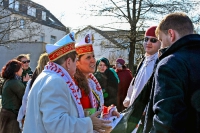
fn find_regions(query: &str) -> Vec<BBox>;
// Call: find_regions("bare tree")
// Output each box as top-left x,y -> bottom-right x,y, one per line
81,0 -> 199,74
108,50 -> 127,65
0,0 -> 45,46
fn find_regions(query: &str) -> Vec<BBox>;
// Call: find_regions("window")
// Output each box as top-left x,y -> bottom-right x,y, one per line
9,0 -> 14,8
27,6 -> 36,17
49,17 -> 55,23
9,0 -> 14,9
42,11 -> 46,21
14,1 -> 19,11
0,0 -> 3,6
40,33 -> 45,42
50,35 -> 56,44
9,0 -> 19,11
19,19 -> 25,28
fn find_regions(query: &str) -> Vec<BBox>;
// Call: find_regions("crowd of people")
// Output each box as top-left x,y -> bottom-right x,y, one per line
0,12 -> 199,133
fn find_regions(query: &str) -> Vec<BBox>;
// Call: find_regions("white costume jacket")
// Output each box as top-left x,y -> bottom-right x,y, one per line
23,71 -> 93,133
17,80 -> 31,129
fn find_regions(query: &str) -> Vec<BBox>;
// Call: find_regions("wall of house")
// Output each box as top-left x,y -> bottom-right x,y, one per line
9,14 -> 66,44
76,29 -> 129,65
40,25 -> 66,44
0,42 -> 46,72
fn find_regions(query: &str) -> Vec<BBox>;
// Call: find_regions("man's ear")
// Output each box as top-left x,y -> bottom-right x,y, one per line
65,58 -> 71,68
168,29 -> 176,42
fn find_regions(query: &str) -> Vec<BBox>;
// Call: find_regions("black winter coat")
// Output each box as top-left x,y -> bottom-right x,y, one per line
144,34 -> 200,133
94,68 -> 118,106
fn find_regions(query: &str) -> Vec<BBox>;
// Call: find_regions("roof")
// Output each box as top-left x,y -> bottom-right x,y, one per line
76,25 -> 145,49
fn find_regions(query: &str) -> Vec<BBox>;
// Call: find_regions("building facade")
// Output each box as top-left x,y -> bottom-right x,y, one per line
75,25 -> 144,65
0,0 -> 67,44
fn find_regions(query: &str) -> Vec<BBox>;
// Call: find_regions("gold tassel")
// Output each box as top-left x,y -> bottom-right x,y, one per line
92,34 -> 94,43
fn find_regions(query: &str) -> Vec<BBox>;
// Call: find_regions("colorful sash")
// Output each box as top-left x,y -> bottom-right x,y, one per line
88,73 -> 104,111
44,62 -> 84,118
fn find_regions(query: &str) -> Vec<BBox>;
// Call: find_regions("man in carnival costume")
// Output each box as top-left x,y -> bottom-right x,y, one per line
23,32 -> 111,133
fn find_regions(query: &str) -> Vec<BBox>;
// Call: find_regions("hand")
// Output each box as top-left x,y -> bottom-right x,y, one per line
90,111 -> 112,133
112,110 -> 120,118
23,73 -> 30,82
104,127 -> 112,133
123,100 -> 130,107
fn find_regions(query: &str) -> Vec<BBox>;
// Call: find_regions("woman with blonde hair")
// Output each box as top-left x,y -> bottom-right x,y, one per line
17,52 -> 49,130
29,53 -> 49,88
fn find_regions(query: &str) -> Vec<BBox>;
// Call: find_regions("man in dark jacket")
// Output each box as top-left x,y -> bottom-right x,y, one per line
143,12 -> 200,133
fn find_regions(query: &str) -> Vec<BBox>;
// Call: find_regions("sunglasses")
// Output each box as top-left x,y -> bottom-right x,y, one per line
144,37 -> 158,43
22,60 -> 30,64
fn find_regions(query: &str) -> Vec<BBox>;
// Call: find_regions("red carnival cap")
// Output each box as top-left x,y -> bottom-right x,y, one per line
145,26 -> 157,37
75,33 -> 94,56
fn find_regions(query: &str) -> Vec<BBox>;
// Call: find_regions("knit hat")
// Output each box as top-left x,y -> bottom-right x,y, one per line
46,32 -> 75,61
96,57 -> 110,68
116,58 -> 125,65
145,26 -> 157,37
75,33 -> 94,56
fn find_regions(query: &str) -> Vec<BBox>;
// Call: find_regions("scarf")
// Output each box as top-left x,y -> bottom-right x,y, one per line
22,67 -> 33,77
88,73 -> 104,111
129,52 -> 158,106
43,62 -> 84,118
15,75 -> 22,80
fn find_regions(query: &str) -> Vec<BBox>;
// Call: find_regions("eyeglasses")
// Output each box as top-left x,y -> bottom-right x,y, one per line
144,37 -> 158,43
22,60 -> 30,64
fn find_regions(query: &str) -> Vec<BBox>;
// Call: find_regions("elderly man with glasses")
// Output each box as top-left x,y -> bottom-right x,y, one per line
122,26 -> 161,133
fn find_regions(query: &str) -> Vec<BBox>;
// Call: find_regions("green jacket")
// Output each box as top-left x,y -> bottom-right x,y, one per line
1,79 -> 25,115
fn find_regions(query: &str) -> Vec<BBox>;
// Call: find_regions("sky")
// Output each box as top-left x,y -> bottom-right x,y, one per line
31,0 -> 200,33
31,0 -> 103,31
